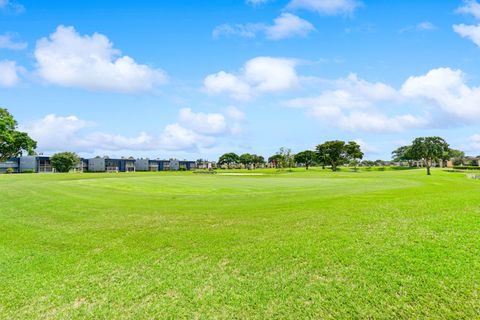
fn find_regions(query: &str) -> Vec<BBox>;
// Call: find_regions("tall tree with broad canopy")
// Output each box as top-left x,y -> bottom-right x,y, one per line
268,154 -> 283,168
239,153 -> 253,167
410,136 -> 450,175
251,154 -> 265,168
218,152 -> 240,169
391,145 -> 416,166
316,140 -> 363,171
448,149 -> 465,166
0,108 -> 37,162
294,150 -> 317,170
50,152 -> 80,173
345,141 -> 364,167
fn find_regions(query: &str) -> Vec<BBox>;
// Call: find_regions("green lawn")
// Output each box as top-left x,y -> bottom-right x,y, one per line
1,168 -> 480,318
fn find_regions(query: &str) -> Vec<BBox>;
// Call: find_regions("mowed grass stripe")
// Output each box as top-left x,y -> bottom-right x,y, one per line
1,168 -> 480,318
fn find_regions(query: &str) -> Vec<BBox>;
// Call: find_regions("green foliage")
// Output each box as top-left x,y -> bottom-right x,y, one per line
218,152 -> 240,168
274,147 -> 294,168
5,167 -> 14,174
452,166 -> 480,170
410,136 -> 450,175
294,150 -> 317,170
0,108 -> 37,162
239,153 -> 253,165
50,152 -> 80,173
391,145 -> 415,164
316,140 -> 363,171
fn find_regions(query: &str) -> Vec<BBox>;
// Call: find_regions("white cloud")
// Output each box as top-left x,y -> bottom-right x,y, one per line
287,0 -> 361,15
159,124 -> 215,151
287,73 -> 398,110
453,23 -> 480,46
401,67 -> 480,121
224,106 -> 246,122
265,13 -> 315,39
467,134 -> 480,152
399,21 -> 437,34
34,25 -> 167,94
457,0 -> 480,19
204,56 -> 299,100
213,13 -> 314,40
0,33 -> 27,50
0,60 -> 21,87
0,0 -> 24,14
353,138 -> 379,154
204,71 -> 252,100
453,1 -> 480,46
22,108 -> 244,153
246,0 -> 270,5
20,114 -> 92,150
212,23 -> 264,39
287,67 -> 480,133
178,108 -> 227,135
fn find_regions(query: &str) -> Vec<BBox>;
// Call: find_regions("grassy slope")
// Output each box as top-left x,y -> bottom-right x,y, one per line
0,168 -> 479,319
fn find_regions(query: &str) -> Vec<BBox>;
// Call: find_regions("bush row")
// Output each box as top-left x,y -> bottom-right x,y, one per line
453,166 -> 480,170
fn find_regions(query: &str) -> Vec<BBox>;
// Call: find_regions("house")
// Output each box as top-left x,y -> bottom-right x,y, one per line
88,158 -> 136,172
0,155 -> 197,173
0,158 -> 19,173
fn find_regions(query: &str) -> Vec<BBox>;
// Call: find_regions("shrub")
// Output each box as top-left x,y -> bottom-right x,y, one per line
453,166 -> 480,170
22,169 -> 35,173
6,167 -> 14,174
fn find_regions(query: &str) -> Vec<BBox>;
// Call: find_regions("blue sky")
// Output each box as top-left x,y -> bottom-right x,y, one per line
1,0 -> 480,160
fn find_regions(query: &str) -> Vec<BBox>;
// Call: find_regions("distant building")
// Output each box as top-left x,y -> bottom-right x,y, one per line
0,155 -> 197,173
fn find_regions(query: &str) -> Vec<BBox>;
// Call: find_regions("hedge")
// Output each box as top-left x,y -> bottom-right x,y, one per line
452,166 -> 480,170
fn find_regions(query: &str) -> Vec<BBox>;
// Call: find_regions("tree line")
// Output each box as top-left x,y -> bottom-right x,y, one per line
0,107 -> 474,176
218,140 -> 364,172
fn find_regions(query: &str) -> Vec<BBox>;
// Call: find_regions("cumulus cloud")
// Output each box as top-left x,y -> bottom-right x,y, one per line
401,67 -> 480,121
0,33 -> 27,50
178,108 -> 227,135
285,67 -> 480,133
453,24 -> 480,46
213,13 -> 314,40
287,73 -> 398,111
457,0 -> 480,19
0,60 -> 21,87
204,56 -> 299,100
265,13 -> 315,40
287,0 -> 361,15
21,108 -> 244,153
453,1 -> 480,46
34,25 -> 167,94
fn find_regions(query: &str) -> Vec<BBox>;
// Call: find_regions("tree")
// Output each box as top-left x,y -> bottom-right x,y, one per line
239,153 -> 253,167
345,141 -> 364,169
251,154 -> 265,168
268,154 -> 283,168
0,108 -> 37,162
275,147 -> 294,168
448,149 -> 465,166
50,152 -> 80,173
391,145 -> 415,166
218,152 -> 240,169
294,150 -> 317,170
410,136 -> 450,175
316,140 -> 363,171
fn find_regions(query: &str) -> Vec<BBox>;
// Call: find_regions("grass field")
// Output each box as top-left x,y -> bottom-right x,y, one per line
1,168 -> 480,318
